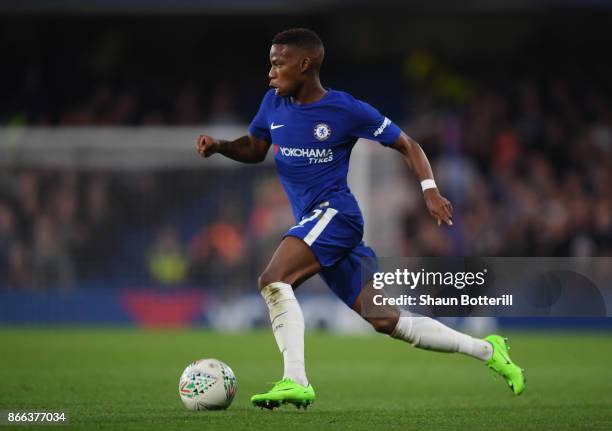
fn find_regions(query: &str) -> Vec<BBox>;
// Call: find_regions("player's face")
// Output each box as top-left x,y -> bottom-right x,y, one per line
268,44 -> 304,97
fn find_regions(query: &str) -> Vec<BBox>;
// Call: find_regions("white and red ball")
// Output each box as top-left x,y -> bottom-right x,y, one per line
179,359 -> 237,410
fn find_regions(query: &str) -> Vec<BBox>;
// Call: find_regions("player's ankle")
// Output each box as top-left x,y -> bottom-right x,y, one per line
284,371 -> 308,387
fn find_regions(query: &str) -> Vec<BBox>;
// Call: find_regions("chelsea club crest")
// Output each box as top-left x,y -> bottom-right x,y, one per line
314,123 -> 331,141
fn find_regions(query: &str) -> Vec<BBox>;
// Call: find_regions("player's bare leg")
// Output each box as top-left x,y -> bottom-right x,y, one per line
252,236 -> 320,409
352,282 -> 525,394
259,236 -> 321,290
351,280 -> 401,334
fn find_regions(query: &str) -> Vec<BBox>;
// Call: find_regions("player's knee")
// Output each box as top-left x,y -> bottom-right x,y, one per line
368,316 -> 398,335
258,270 -> 292,291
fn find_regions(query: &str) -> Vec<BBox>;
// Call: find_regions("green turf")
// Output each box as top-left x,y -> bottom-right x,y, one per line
0,329 -> 611,430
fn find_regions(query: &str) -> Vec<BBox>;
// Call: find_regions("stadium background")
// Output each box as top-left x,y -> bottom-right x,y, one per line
1,1 -> 611,328
1,2 -> 611,430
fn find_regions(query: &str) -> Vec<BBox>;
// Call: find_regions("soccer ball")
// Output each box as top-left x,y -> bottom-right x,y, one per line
178,359 -> 237,410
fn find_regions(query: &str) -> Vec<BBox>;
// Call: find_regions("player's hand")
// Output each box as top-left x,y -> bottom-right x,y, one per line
196,134 -> 220,158
424,188 -> 453,226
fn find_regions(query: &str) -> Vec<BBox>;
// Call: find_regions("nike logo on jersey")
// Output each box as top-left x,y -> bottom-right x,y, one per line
271,122 -> 285,130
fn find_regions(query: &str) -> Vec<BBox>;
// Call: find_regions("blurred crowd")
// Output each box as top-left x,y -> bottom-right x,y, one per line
1,171 -> 106,289
0,170 -> 152,289
5,80 -> 241,127
400,73 -> 612,258
0,167 -> 293,290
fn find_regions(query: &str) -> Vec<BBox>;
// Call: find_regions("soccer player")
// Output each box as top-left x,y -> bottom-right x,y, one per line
196,28 -> 525,409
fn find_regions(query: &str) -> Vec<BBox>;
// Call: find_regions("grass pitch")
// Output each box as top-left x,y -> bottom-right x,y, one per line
0,328 -> 611,431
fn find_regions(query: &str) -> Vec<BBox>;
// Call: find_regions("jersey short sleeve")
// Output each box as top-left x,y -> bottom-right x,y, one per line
248,90 -> 273,142
351,100 -> 401,146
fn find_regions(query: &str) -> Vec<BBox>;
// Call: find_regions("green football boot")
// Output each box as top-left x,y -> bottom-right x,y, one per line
251,378 -> 315,410
485,334 -> 526,395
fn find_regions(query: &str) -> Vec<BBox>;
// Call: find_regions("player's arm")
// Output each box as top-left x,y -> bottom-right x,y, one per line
196,134 -> 271,164
391,131 -> 453,226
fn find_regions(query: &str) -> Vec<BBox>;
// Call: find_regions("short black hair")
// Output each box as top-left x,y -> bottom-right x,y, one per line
271,28 -> 324,50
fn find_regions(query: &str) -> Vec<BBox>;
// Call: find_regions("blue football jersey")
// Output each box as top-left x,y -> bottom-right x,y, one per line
248,89 -> 401,221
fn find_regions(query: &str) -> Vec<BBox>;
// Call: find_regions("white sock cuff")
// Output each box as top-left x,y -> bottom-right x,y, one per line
390,309 -> 414,340
261,282 -> 295,306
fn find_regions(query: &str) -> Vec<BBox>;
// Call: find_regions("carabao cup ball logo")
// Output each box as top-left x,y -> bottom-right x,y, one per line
314,123 -> 331,141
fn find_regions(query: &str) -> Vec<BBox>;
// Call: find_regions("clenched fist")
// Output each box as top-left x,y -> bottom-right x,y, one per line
196,135 -> 220,158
